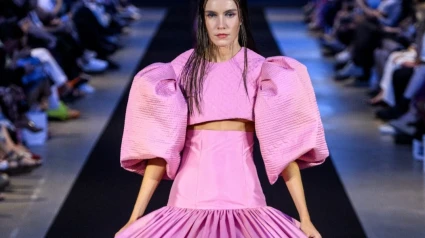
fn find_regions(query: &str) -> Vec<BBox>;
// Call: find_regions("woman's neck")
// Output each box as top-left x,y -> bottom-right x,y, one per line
213,44 -> 242,62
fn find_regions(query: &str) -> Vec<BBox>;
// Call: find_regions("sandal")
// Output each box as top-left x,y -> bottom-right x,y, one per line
16,151 -> 43,165
2,151 -> 39,175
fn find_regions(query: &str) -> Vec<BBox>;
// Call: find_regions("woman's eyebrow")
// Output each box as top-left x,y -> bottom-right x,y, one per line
205,9 -> 237,13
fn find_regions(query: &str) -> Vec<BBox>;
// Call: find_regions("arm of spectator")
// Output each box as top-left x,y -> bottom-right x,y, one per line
383,26 -> 401,34
52,0 -> 63,16
355,0 -> 369,11
355,0 -> 379,17
378,2 -> 402,27
27,25 -> 57,49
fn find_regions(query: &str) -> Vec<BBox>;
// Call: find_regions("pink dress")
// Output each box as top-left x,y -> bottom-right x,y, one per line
118,48 -> 329,238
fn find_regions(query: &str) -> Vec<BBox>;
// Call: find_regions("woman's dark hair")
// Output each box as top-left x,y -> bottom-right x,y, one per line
181,0 -> 256,115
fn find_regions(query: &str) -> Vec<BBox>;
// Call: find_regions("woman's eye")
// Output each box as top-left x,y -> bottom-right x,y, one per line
225,13 -> 235,17
206,13 -> 216,18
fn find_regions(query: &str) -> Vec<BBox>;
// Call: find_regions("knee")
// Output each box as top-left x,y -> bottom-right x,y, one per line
31,48 -> 52,60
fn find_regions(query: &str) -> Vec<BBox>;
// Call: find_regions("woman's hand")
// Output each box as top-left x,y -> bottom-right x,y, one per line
300,219 -> 322,238
115,219 -> 137,237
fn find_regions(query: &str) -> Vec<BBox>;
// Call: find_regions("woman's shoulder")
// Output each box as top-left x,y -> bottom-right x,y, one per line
245,48 -> 266,61
238,48 -> 266,78
170,49 -> 194,76
239,48 -> 265,66
131,49 -> 194,83
171,49 -> 194,66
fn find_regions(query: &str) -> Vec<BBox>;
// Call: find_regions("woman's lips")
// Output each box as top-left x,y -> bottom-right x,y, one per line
216,34 -> 228,39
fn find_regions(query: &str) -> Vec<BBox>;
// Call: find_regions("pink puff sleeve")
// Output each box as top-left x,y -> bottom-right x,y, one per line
120,63 -> 188,180
254,56 -> 329,185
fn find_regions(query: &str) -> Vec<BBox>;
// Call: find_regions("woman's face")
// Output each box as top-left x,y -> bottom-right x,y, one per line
204,0 -> 241,48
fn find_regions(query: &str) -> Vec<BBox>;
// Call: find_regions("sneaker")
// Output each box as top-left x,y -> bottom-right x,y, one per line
78,83 -> 95,94
389,109 -> 417,135
77,58 -> 108,73
379,123 -> 396,135
83,50 -> 97,59
335,50 -> 350,64
0,161 -> 8,171
335,62 -> 363,80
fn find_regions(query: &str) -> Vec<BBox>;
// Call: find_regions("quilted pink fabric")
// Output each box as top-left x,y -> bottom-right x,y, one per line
120,63 -> 188,180
255,56 -> 329,184
120,48 -> 328,183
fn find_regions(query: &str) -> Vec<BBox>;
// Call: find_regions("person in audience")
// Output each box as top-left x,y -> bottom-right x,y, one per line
304,0 -> 425,147
0,0 -> 142,201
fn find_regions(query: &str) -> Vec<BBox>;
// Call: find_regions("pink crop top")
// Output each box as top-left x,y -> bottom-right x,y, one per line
120,48 -> 329,184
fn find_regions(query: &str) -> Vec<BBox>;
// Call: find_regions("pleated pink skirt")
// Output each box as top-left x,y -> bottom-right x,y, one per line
118,130 -> 307,238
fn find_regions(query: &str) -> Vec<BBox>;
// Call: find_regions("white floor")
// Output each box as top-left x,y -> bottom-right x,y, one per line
0,8 -> 166,238
265,8 -> 425,238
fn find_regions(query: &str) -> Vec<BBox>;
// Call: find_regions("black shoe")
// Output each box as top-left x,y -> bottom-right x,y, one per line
334,61 -> 348,71
367,88 -> 381,97
393,131 -> 413,145
369,100 -> 388,107
334,73 -> 351,81
107,60 -> 120,70
16,120 -> 43,133
376,107 -> 405,121
0,173 -> 10,191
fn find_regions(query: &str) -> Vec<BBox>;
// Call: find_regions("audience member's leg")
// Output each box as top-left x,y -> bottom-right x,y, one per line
351,18 -> 382,70
380,51 -> 416,106
404,65 -> 425,99
377,67 -> 414,121
31,48 -> 67,87
393,67 -> 414,106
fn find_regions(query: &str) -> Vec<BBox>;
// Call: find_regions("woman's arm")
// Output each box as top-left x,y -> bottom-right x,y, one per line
127,158 -> 166,222
116,158 -> 166,236
281,161 -> 310,221
282,161 -> 321,238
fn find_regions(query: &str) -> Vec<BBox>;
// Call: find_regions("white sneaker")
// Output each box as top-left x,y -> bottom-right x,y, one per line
389,108 -> 417,135
78,58 -> 108,73
336,62 -> 363,78
379,123 -> 396,135
335,50 -> 350,64
124,5 -> 142,20
83,50 -> 97,59
0,160 -> 8,171
78,83 -> 96,94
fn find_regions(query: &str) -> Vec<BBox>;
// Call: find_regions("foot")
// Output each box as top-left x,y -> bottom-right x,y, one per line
15,120 -> 43,133
335,50 -> 350,64
369,91 -> 384,105
376,107 -> 407,121
47,101 -> 80,121
335,62 -> 364,80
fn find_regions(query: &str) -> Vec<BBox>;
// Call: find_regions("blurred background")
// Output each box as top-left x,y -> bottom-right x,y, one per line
0,0 -> 424,237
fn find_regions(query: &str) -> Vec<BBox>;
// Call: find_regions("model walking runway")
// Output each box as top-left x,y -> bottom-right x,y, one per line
46,2 -> 365,238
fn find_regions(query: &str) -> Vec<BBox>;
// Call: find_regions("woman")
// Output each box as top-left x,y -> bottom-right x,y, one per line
117,0 -> 329,237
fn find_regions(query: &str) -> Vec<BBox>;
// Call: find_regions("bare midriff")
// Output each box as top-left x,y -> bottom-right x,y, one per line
187,119 -> 255,132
